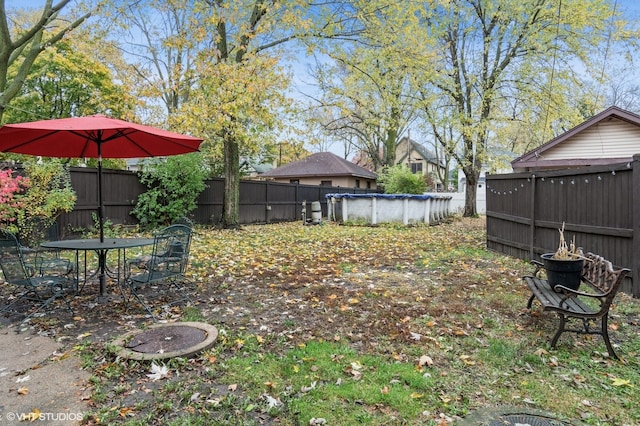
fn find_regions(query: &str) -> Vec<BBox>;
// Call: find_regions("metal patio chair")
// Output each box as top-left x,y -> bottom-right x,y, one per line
123,224 -> 193,319
172,216 -> 194,228
18,219 -> 75,277
0,229 -> 75,323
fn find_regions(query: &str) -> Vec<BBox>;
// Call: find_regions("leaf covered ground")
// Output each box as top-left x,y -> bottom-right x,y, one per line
4,217 -> 640,425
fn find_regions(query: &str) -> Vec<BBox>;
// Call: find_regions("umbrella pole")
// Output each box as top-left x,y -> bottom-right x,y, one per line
98,144 -> 106,296
98,152 -> 104,243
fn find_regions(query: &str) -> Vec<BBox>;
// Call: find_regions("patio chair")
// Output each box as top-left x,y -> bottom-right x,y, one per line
0,229 -> 75,323
172,216 -> 194,228
123,224 -> 193,319
18,219 -> 75,277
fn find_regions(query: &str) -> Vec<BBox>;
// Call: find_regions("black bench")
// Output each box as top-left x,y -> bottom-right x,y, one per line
524,252 -> 630,359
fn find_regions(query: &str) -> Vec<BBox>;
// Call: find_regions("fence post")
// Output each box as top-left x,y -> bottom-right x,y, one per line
529,174 -> 537,260
632,155 -> 640,297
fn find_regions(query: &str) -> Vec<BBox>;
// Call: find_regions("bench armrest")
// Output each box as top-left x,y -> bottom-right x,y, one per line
530,259 -> 544,277
552,283 -> 606,299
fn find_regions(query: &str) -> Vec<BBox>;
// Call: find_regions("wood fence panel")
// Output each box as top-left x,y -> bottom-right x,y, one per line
486,157 -> 638,296
194,178 -> 224,224
267,182 -> 300,223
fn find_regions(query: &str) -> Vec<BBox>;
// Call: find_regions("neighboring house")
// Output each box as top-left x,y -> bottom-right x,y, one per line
395,136 -> 447,190
260,151 -> 378,189
512,106 -> 640,172
240,158 -> 274,178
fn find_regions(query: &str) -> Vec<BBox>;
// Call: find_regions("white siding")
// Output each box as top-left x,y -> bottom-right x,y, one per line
545,118 -> 640,159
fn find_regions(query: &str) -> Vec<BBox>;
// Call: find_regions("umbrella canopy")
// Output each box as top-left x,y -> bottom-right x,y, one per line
0,114 -> 202,158
0,114 -> 203,241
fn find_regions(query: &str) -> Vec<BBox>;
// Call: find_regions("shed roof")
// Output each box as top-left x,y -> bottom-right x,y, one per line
261,152 -> 377,179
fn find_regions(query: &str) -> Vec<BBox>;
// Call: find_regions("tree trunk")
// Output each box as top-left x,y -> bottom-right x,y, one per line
384,127 -> 397,167
463,171 -> 478,217
222,133 -> 240,229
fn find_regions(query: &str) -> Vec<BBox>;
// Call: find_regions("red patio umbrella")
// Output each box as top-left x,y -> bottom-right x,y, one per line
0,115 -> 203,296
0,114 -> 203,241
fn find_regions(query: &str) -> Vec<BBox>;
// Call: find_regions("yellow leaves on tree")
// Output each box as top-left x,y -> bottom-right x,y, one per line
173,55 -> 292,170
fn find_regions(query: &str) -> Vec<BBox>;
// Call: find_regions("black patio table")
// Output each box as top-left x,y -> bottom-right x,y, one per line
41,237 -> 155,296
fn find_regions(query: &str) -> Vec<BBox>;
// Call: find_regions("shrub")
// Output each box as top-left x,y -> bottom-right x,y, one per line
16,161 -> 76,246
132,153 -> 207,228
0,168 -> 30,232
377,164 -> 426,194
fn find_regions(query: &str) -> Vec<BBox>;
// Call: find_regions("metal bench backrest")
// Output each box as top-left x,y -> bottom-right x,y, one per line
581,252 -> 629,310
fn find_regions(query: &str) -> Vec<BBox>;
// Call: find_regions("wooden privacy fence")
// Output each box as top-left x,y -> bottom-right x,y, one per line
57,167 -> 376,235
486,154 -> 640,296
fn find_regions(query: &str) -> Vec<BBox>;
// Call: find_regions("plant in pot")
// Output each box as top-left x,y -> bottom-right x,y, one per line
540,223 -> 584,291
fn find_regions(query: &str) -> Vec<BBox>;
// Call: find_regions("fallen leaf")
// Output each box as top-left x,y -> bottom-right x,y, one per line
459,354 -> 476,365
263,394 -> 282,409
611,377 -> 634,387
17,386 -> 29,395
119,407 -> 135,417
301,381 -> 317,393
409,331 -> 422,341
418,355 -> 433,367
24,408 -> 40,421
228,383 -> 238,391
16,375 -> 30,383
146,363 -> 168,381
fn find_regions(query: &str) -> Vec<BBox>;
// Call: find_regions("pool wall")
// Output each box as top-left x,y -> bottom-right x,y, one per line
326,193 -> 452,225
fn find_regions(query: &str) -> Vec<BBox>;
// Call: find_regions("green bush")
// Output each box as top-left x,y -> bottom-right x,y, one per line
377,164 -> 426,194
132,153 -> 207,228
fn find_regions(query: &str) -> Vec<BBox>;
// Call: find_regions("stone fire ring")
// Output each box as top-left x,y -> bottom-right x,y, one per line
111,322 -> 218,361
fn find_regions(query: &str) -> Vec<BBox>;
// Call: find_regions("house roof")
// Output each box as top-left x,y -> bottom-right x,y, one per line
396,137 -> 444,167
511,106 -> 640,170
239,159 -> 274,174
261,152 -> 377,179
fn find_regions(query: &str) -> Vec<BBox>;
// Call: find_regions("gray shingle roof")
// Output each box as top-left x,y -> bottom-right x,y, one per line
261,152 -> 377,179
